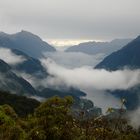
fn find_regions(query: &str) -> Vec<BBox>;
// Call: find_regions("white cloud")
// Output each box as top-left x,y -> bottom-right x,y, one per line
0,48 -> 26,65
128,107 -> 140,129
15,57 -> 140,113
41,58 -> 140,91
15,71 -> 43,89
43,52 -> 105,68
39,58 -> 140,112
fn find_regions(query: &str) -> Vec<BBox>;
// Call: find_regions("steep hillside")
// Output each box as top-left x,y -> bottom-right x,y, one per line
11,49 -> 48,78
95,36 -> 140,70
95,36 -> 140,110
0,59 -> 37,95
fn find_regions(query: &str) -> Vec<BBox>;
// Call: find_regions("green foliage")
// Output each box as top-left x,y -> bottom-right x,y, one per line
0,104 -> 18,119
0,91 -> 40,117
28,96 -> 81,140
0,95 -> 140,140
0,110 -> 15,126
0,105 -> 25,140
27,127 -> 46,140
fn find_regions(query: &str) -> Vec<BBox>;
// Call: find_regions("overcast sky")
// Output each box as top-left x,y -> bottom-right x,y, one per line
0,0 -> 140,44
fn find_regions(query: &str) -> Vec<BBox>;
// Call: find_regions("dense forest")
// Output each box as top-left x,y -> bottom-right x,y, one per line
0,93 -> 140,140
0,91 -> 40,117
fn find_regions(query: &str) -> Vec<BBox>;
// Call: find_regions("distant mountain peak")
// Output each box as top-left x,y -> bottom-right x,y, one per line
0,30 -> 56,58
65,38 -> 132,55
21,30 -> 30,33
18,30 -> 38,36
14,30 -> 42,41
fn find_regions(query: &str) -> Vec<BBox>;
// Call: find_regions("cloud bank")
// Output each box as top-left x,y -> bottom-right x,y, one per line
41,58 -> 140,91
13,57 -> 140,126
0,48 -> 26,65
37,58 -> 140,112
43,52 -> 105,68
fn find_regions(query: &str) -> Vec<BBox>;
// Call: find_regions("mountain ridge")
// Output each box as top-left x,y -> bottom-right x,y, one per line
95,36 -> 140,70
66,39 -> 132,56
0,59 -> 37,95
95,35 -> 140,110
0,30 -> 56,58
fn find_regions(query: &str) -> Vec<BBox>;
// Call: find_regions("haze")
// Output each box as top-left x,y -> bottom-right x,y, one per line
0,0 -> 140,46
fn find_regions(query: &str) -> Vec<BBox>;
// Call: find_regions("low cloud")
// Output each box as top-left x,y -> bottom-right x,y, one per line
15,72 -> 36,86
39,58 -> 140,112
43,52 -> 105,68
15,71 -> 50,90
13,57 -> 140,117
16,57 -> 140,112
41,58 -> 140,91
128,107 -> 140,129
0,48 -> 26,65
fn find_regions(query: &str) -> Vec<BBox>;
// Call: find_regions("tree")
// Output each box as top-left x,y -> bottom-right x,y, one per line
27,96 -> 82,140
0,105 -> 25,140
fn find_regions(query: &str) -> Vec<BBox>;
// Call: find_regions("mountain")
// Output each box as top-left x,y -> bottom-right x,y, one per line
0,33 -> 87,100
8,49 -> 87,98
37,88 -> 86,99
0,59 -> 37,95
11,49 -> 48,78
0,47 -> 87,100
95,36 -> 140,110
66,39 -> 132,56
0,49 -> 87,99
95,36 -> 140,70
0,30 -> 56,58
0,91 -> 40,117
108,86 -> 140,110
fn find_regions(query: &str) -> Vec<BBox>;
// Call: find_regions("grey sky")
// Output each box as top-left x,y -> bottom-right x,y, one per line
0,0 -> 140,41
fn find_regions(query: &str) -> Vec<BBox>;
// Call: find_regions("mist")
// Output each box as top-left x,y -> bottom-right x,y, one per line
41,58 -> 140,91
127,107 -> 140,129
0,48 -> 26,65
43,52 -> 105,68
35,58 -> 140,112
